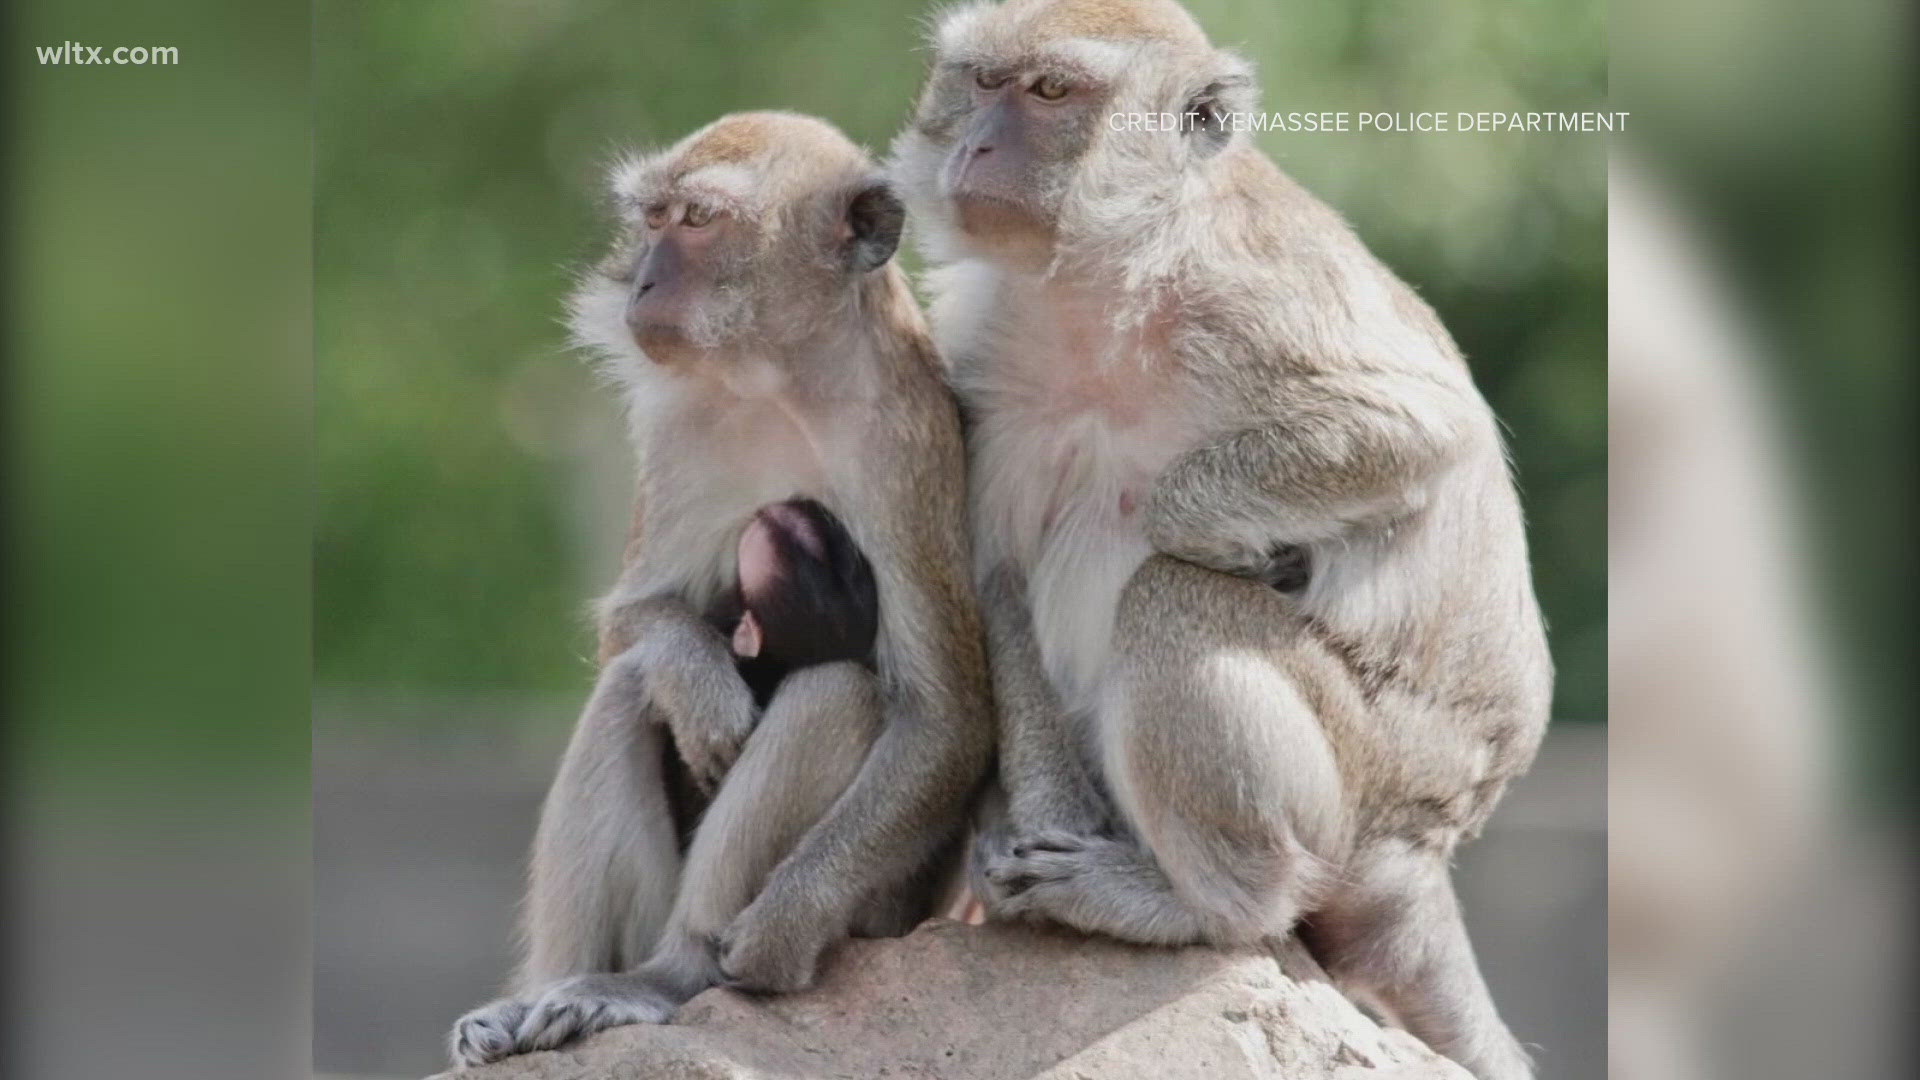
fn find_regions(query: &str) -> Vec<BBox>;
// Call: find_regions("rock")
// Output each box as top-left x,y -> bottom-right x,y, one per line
428,920 -> 1470,1079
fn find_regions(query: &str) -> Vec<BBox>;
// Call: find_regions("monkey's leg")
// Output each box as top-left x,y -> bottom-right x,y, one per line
848,829 -> 967,938
449,661 -> 682,1067
505,662 -> 883,1055
980,562 -> 1111,836
982,556 -> 1345,945
1307,847 -> 1533,1080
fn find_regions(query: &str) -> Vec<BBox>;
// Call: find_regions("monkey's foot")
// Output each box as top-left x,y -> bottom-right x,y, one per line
518,974 -> 678,1055
449,975 -> 677,1067
449,997 -> 530,1068
717,898 -> 826,993
980,832 -> 1215,944
981,830 -> 1136,911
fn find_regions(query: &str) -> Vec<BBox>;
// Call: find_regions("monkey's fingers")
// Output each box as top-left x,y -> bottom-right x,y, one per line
515,998 -> 595,1054
1009,829 -> 1097,858
717,908 -> 825,994
682,732 -> 748,796
449,997 -> 530,1067
983,849 -> 1083,897
988,868 -> 1039,896
511,978 -> 675,1055
1262,543 -> 1312,592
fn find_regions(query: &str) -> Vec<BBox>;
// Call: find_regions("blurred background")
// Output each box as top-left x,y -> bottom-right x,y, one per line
1606,1 -> 1913,1078
6,3 -> 312,1080
314,2 -> 1605,1078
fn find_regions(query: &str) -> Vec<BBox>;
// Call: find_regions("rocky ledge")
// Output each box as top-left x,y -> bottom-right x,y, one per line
429,919 -> 1468,1079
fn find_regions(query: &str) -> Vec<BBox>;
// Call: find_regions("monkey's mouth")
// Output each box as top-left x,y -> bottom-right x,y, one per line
630,319 -> 683,341
631,320 -> 695,364
951,192 -> 1052,238
635,316 -> 743,366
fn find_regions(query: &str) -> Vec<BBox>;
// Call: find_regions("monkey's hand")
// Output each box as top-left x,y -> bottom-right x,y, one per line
1144,507 -> 1312,592
1260,543 -> 1311,592
1142,400 -> 1458,587
717,884 -> 831,994
611,624 -> 761,794
671,687 -> 760,796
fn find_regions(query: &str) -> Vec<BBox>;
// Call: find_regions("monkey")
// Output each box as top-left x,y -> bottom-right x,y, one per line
889,3 -> 1552,1078
449,112 -> 992,1068
650,496 -> 884,856
706,497 -> 881,709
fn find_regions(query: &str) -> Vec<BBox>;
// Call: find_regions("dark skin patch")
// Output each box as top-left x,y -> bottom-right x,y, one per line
1264,542 -> 1311,593
664,499 -> 881,853
706,498 -> 880,707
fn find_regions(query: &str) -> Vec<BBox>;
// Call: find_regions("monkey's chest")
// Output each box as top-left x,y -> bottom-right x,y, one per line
964,297 -> 1197,709
977,401 -> 1192,714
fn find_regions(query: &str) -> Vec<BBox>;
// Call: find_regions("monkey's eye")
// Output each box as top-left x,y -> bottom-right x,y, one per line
682,202 -> 715,228
974,69 -> 1012,91
643,203 -> 670,229
1030,76 -> 1071,101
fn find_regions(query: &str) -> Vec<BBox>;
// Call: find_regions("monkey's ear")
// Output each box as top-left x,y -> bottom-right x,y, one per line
1183,54 -> 1257,159
845,179 -> 905,273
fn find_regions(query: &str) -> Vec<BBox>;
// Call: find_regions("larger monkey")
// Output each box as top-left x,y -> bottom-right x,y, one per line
451,113 -> 991,1067
891,3 -> 1551,1077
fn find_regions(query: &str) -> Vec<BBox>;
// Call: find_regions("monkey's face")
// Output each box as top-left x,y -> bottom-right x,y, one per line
899,49 -> 1109,256
892,0 -> 1256,264
572,113 -> 904,373
610,189 -> 758,366
921,57 -> 1105,245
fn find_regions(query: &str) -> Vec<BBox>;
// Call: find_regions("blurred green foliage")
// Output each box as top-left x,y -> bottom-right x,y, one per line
317,0 -> 1605,721
1616,0 -> 1912,788
9,0 -> 311,782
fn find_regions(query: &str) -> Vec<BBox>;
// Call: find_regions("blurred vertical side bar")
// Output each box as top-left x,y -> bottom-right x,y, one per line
1610,0 -> 1914,1077
3,2 -> 311,1079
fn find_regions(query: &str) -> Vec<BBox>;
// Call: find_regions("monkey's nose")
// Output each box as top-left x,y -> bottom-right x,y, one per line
636,281 -> 656,295
971,143 -> 993,156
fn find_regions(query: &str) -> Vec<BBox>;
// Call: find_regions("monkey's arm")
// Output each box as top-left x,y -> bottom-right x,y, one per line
1144,374 -> 1470,578
599,592 -> 760,792
980,563 -> 1110,835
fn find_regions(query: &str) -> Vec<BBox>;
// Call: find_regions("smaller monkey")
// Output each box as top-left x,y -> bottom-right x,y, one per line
706,498 -> 881,707
656,498 -> 882,856
450,112 -> 990,1068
